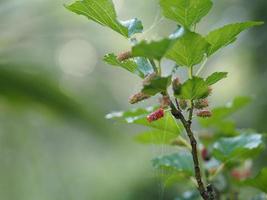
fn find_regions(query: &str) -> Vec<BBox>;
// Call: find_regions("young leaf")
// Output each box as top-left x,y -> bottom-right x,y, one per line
132,39 -> 173,61
206,72 -> 228,85
179,77 -> 209,100
135,129 -> 177,145
104,54 -> 154,78
242,168 -> 267,193
206,21 -> 264,56
142,76 -> 172,96
65,0 -> 143,38
159,0 -> 213,30
166,31 -> 210,67
106,108 -> 182,135
152,151 -> 194,175
212,133 -> 264,162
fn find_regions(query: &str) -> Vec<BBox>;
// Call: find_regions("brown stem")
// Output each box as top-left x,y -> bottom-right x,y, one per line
170,102 -> 210,200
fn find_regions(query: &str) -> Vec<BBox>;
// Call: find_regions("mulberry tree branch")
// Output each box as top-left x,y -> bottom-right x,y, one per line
170,102 -> 211,200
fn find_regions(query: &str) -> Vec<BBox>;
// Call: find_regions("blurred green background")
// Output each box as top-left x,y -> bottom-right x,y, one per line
0,0 -> 266,199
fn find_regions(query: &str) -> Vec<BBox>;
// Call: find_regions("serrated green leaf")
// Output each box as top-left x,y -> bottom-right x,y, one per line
159,0 -> 213,30
103,54 -> 154,78
65,0 -> 143,38
135,129 -> 177,145
206,21 -> 264,56
152,151 -> 194,175
206,72 -> 228,85
179,77 -> 209,100
166,31 -> 210,67
142,76 -> 172,96
106,108 -> 182,135
132,39 -> 173,61
213,133 -> 264,162
242,168 -> 267,193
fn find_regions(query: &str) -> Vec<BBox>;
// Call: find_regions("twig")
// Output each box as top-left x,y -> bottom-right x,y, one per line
170,102 -> 210,199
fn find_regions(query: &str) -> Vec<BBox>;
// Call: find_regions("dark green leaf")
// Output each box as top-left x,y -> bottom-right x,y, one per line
142,76 -> 172,95
179,77 -> 209,100
103,54 -> 154,78
152,151 -> 194,175
65,0 -> 143,38
213,133 -> 264,162
132,39 -> 173,61
166,31 -> 210,67
106,108 -> 182,135
206,72 -> 228,85
159,0 -> 213,29
243,168 -> 267,193
206,21 -> 264,56
135,129 -> 177,144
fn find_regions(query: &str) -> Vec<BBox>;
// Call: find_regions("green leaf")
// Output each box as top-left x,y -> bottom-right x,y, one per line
213,133 -> 264,162
152,151 -> 194,175
103,54 -> 154,78
65,0 -> 143,38
242,168 -> 267,193
142,76 -> 172,96
199,96 -> 252,128
135,129 -> 177,145
179,77 -> 209,100
166,31 -> 210,67
106,108 -> 182,135
159,0 -> 213,29
132,39 -> 173,61
206,72 -> 228,85
206,21 -> 264,56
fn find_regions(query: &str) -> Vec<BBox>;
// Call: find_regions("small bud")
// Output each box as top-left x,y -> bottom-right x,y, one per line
179,99 -> 188,110
117,51 -> 132,62
142,72 -> 157,86
201,147 -> 211,161
208,87 -> 213,95
147,108 -> 164,123
129,92 -> 150,104
197,110 -> 212,118
195,99 -> 209,109
159,96 -> 171,108
172,77 -> 181,94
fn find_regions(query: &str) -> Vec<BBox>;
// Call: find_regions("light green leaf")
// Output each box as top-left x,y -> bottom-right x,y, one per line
213,133 -> 264,162
179,77 -> 209,100
103,54 -> 154,78
135,129 -> 177,145
132,39 -> 173,61
142,76 -> 172,96
166,31 -> 210,67
65,0 -> 143,38
206,21 -> 264,56
106,108 -> 182,135
152,151 -> 194,175
242,168 -> 267,193
159,0 -> 213,29
206,72 -> 228,85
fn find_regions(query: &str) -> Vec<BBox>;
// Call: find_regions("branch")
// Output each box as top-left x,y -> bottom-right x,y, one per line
170,102 -> 210,200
